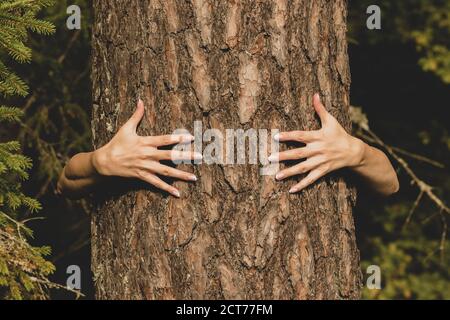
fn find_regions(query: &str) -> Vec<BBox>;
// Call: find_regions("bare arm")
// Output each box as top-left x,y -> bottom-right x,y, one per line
57,100 -> 201,199
350,141 -> 399,195
56,152 -> 102,199
270,94 -> 399,196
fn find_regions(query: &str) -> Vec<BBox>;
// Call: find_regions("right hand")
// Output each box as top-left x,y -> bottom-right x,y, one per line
92,99 -> 201,197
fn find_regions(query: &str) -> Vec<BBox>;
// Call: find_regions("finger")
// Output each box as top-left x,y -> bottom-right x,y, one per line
289,168 -> 325,193
274,130 -> 319,143
142,134 -> 194,147
313,93 -> 329,124
138,171 -> 180,197
124,99 -> 145,132
150,162 -> 197,181
275,156 -> 323,180
268,147 -> 313,162
153,150 -> 203,162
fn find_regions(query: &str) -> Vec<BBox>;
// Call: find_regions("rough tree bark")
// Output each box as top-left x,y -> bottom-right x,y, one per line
91,0 -> 361,299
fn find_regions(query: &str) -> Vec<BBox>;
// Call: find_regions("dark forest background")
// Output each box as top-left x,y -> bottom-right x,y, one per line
1,0 -> 449,299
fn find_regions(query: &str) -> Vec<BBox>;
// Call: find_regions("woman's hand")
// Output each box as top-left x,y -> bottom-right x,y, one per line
92,99 -> 202,197
269,94 -> 366,194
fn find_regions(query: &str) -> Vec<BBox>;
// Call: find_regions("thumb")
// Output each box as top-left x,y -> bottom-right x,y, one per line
313,93 -> 329,125
124,99 -> 145,132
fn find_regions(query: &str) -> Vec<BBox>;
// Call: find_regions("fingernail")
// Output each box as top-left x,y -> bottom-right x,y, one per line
172,189 -> 181,197
190,175 -> 198,182
314,93 -> 320,101
276,173 -> 284,180
268,154 -> 277,162
289,187 -> 298,194
181,135 -> 195,143
273,133 -> 280,141
194,153 -> 203,160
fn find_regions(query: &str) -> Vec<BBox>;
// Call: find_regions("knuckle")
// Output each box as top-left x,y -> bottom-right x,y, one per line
294,132 -> 303,141
138,152 -> 148,160
147,148 -> 158,158
297,164 -> 307,174
135,170 -> 146,179
167,136 -> 175,144
138,137 -> 146,145
153,181 -> 162,189
315,146 -> 324,155
135,160 -> 145,169
295,149 -> 304,158
156,151 -> 166,160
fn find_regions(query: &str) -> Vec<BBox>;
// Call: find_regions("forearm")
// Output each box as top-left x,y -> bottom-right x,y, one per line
350,139 -> 399,196
57,151 -> 103,199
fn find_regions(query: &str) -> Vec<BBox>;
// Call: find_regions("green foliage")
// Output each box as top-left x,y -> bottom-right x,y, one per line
361,203 -> 450,299
349,1 -> 450,299
0,0 -> 55,96
348,0 -> 450,83
0,0 -> 56,300
409,2 -> 450,83
17,0 -> 92,190
0,0 -> 92,299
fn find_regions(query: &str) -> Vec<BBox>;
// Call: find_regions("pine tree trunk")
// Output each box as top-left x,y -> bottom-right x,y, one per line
91,0 -> 361,299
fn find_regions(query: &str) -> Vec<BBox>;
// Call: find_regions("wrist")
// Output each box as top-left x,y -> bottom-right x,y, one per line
348,136 -> 366,168
92,146 -> 110,176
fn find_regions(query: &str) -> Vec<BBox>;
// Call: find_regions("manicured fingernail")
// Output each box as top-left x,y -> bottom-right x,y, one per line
273,133 -> 280,141
276,173 -> 284,180
289,187 -> 298,194
194,153 -> 203,160
172,189 -> 180,197
181,135 -> 195,143
190,175 -> 198,181
268,154 -> 277,162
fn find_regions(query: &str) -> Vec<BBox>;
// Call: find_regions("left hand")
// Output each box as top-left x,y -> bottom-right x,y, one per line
269,94 -> 365,193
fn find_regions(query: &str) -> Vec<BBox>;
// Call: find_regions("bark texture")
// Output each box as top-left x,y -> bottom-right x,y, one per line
91,0 -> 361,299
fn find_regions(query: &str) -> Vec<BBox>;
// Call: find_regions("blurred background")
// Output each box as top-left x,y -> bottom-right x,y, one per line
0,0 -> 448,299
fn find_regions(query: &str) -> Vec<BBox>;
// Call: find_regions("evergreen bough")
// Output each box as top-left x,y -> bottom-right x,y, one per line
0,0 -> 56,300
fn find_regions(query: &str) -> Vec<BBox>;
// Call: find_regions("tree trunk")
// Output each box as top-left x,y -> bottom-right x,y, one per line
91,0 -> 361,299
